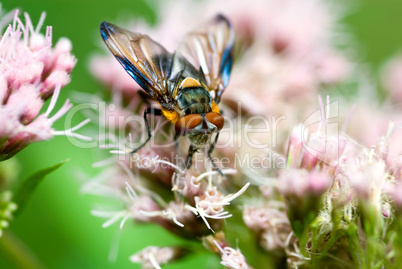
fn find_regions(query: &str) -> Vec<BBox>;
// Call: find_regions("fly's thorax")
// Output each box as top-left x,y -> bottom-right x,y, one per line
173,77 -> 224,147
175,87 -> 212,115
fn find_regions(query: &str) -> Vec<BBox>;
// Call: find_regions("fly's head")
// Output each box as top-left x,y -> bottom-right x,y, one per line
175,112 -> 224,147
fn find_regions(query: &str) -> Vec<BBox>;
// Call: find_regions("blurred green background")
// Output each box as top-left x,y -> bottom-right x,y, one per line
0,0 -> 401,268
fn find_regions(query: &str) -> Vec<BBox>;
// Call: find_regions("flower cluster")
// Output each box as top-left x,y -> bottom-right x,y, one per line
0,10 -> 85,161
0,8 -> 91,238
87,0 -> 402,268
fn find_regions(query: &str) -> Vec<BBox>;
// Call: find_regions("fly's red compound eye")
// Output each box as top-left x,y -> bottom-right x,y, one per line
175,114 -> 203,135
205,112 -> 224,130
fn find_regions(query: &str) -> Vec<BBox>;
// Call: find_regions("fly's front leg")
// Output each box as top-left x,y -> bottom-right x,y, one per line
208,132 -> 223,176
131,107 -> 162,154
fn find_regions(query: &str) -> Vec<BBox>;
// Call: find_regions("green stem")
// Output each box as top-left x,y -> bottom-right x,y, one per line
299,228 -> 310,257
317,230 -> 344,261
346,225 -> 366,268
359,200 -> 387,269
310,227 -> 319,256
347,231 -> 362,268
310,227 -> 321,268
366,237 -> 376,269
0,230 -> 45,269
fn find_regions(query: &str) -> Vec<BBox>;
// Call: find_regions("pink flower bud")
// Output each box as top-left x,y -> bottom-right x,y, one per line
42,70 -> 70,98
12,61 -> 44,88
6,84 -> 43,124
307,170 -> 332,195
29,33 -> 48,51
54,37 -> 72,54
278,168 -> 331,198
25,115 -> 54,142
53,53 -> 77,73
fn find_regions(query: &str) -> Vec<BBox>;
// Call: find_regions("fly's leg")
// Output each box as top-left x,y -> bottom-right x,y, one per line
208,132 -> 223,176
185,145 -> 198,169
173,133 -> 181,166
131,107 -> 162,154
174,133 -> 181,153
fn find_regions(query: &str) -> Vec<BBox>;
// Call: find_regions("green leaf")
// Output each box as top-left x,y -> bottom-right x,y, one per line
13,159 -> 69,215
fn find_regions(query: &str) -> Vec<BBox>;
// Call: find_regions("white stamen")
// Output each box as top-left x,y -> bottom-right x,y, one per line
101,211 -> 126,228
70,118 -> 91,132
139,210 -> 161,217
0,9 -> 15,31
195,168 -> 237,183
120,214 -> 130,230
148,253 -> 162,269
125,182 -> 138,200
53,131 -> 92,141
23,12 -> 34,37
285,231 -> 294,247
341,104 -> 356,134
204,212 -> 232,219
222,182 -> 250,203
45,26 -> 52,45
139,209 -> 185,228
92,157 -> 115,167
91,210 -> 124,218
35,12 -> 47,34
110,150 -> 128,154
213,240 -> 225,254
152,159 -> 185,174
15,14 -> 27,45
99,144 -> 115,149
119,162 -> 137,183
12,10 -> 19,31
45,84 -> 61,117
128,133 -> 133,144
0,25 -> 11,48
108,230 -> 121,263
168,213 -> 184,227
49,100 -> 73,123
197,205 -> 213,231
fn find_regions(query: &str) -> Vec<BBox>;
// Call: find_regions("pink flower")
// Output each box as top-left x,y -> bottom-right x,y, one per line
277,169 -> 331,198
87,175 -> 161,229
130,246 -> 181,269
243,204 -> 292,251
186,182 -> 250,231
0,10 -> 87,161
344,153 -> 388,201
214,240 -> 253,269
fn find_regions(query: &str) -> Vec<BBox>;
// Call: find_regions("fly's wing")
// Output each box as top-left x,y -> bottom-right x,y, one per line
100,21 -> 173,105
177,14 -> 235,103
